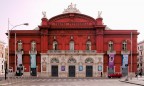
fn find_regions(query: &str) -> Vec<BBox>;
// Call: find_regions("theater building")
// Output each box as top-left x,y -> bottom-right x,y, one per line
8,4 -> 139,77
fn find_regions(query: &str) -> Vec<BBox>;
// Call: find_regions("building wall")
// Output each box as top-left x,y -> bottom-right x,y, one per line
8,13 -> 139,77
137,40 -> 144,74
0,41 -> 5,74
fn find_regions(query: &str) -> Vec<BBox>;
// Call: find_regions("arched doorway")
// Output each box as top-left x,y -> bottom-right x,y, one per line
51,58 -> 59,77
85,58 -> 93,77
68,58 -> 76,77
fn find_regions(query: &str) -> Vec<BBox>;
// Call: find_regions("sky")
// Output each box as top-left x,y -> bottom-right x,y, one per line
0,0 -> 144,45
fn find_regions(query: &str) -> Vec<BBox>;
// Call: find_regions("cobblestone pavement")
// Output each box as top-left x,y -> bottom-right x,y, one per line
0,78 -> 139,86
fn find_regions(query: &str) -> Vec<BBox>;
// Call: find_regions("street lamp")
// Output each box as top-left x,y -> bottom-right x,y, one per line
130,32 -> 132,80
7,21 -> 28,79
125,32 -> 132,81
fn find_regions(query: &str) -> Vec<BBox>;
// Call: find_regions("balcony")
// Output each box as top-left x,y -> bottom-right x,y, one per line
47,50 -> 96,55
121,50 -> 130,55
107,50 -> 116,54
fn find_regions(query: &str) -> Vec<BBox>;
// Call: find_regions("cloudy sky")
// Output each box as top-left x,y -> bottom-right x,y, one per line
0,0 -> 144,45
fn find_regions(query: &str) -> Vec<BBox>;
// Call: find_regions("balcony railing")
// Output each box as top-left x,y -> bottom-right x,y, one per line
47,50 -> 96,54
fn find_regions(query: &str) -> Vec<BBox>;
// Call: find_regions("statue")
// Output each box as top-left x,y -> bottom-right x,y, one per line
63,3 -> 80,14
98,11 -> 102,18
42,11 -> 46,18
74,4 -> 76,8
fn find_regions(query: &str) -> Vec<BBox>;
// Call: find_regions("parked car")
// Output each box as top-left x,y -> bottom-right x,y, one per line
108,73 -> 122,78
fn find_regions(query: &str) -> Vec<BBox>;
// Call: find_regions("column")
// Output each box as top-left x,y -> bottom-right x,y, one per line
114,66 -> 115,73
107,66 -> 108,76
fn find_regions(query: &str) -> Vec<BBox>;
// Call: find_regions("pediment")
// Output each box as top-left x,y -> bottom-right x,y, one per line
49,13 -> 96,28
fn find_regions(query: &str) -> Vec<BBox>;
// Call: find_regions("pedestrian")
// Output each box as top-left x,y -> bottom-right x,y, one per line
135,72 -> 138,79
101,72 -> 102,77
139,72 -> 142,77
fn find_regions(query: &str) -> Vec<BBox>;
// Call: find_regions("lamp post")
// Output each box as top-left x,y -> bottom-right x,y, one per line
7,21 -> 28,79
125,32 -> 132,81
130,32 -> 132,79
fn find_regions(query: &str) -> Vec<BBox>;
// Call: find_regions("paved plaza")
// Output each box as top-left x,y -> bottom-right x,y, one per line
0,77 -> 143,86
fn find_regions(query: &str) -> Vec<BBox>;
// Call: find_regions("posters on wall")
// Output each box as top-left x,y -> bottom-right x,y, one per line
17,52 -> 23,67
108,54 -> 115,68
30,54 -> 36,68
61,66 -> 65,71
79,66 -> 83,71
98,65 -> 102,71
122,54 -> 128,68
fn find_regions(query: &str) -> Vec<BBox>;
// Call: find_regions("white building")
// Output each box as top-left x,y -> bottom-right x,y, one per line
137,40 -> 144,75
0,40 -> 5,75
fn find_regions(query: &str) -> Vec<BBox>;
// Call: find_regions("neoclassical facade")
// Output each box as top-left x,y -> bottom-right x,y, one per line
41,51 -> 103,77
8,3 -> 139,77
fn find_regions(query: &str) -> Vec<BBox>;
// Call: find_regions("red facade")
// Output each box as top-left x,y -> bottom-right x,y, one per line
8,12 -> 139,76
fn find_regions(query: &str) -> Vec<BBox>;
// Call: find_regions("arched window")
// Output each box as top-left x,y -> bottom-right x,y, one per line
68,58 -> 76,63
85,58 -> 93,63
86,41 -> 91,50
108,41 -> 113,51
51,58 -> 59,63
53,41 -> 58,50
31,41 -> 36,51
122,41 -> 127,51
70,41 -> 74,50
17,40 -> 23,51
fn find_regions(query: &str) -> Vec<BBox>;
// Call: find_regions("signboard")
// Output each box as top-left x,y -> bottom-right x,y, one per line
61,66 -> 65,71
122,54 -> 128,68
30,54 -> 36,68
98,65 -> 102,71
79,66 -> 83,71
109,54 -> 115,68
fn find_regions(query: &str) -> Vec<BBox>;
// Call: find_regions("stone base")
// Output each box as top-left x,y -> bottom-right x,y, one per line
22,72 -> 110,78
59,72 -> 67,77
76,72 -> 85,78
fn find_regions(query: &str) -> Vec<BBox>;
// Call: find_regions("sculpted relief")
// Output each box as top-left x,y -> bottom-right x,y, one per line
42,57 -> 47,72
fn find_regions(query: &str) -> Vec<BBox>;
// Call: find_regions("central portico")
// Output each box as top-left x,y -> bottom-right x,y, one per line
41,50 -> 104,77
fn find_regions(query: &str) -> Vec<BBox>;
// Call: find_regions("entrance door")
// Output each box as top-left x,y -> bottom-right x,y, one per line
86,66 -> 93,77
51,65 -> 58,77
69,66 -> 75,77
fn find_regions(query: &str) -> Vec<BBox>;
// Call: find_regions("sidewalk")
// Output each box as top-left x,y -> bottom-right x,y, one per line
120,76 -> 144,86
0,76 -> 28,86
